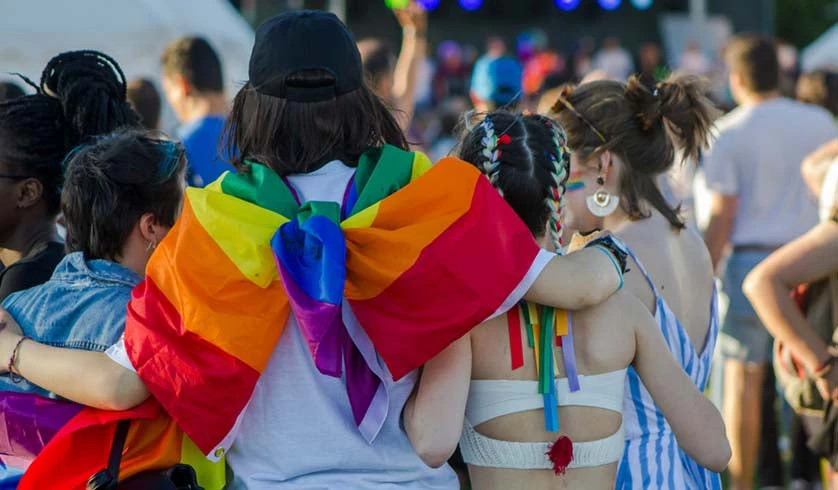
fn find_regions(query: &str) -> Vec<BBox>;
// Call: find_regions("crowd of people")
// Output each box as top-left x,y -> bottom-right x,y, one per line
0,3 -> 837,490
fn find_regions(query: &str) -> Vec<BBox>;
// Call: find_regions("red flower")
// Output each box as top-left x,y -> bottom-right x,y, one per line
547,436 -> 573,475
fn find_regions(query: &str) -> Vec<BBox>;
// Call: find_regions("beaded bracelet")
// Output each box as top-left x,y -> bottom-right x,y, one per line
9,336 -> 30,384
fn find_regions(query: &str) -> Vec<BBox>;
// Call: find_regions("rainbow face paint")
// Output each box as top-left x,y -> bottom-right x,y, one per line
566,170 -> 587,192
566,178 -> 586,192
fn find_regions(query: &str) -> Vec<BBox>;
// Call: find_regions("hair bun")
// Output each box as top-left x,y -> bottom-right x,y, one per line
624,76 -> 661,132
39,50 -> 138,148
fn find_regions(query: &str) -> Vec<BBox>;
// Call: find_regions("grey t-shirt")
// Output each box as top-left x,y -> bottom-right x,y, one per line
702,98 -> 837,246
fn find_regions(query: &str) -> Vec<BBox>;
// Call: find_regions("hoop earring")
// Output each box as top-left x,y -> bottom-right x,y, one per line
586,177 -> 619,217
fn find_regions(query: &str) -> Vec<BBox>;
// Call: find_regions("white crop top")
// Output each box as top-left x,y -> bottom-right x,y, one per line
460,369 -> 627,470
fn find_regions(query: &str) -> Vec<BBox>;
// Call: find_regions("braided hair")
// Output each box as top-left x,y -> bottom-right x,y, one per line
458,112 -> 571,252
0,50 -> 140,215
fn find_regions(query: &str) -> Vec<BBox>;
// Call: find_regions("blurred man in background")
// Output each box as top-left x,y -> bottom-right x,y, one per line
126,78 -> 162,130
703,34 -> 838,490
160,36 -> 232,187
357,1 -> 427,131
593,36 -> 634,81
469,56 -> 522,113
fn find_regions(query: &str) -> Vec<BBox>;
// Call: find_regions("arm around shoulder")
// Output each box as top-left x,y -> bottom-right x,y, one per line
403,334 -> 472,468
525,247 -> 622,310
0,314 -> 150,411
627,294 -> 731,472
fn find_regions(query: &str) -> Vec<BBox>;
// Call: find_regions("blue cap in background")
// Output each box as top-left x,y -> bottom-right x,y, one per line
470,56 -> 523,106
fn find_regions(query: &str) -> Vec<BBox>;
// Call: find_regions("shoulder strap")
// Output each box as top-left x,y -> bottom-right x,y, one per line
623,246 -> 658,295
85,419 -> 130,490
108,420 -> 131,483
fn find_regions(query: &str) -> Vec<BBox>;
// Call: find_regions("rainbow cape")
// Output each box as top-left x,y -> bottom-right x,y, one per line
4,394 -> 224,490
14,145 -> 548,487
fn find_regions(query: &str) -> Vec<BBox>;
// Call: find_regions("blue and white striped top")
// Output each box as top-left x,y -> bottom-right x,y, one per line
616,248 -> 721,490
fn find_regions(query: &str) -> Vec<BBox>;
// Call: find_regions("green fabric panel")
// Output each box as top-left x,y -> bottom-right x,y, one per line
220,162 -> 299,218
350,145 -> 416,216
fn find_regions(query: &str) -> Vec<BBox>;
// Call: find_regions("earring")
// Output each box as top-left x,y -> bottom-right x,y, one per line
146,241 -> 157,252
586,176 -> 619,217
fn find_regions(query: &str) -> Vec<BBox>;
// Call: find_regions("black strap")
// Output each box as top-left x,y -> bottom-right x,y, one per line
108,420 -> 131,483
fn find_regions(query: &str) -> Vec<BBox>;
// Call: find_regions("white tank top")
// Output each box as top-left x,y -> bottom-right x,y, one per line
460,369 -> 627,470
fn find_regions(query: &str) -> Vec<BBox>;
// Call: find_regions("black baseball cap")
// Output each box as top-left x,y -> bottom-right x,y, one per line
248,10 -> 364,102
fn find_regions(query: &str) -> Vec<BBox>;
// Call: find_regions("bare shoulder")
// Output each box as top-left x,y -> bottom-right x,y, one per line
573,290 -> 642,372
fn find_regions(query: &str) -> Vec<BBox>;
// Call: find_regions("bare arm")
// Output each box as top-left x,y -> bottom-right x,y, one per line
391,2 -> 427,130
0,312 -> 149,411
802,139 -> 838,198
525,247 -> 622,310
628,294 -> 731,472
704,192 -> 738,272
403,335 -> 472,468
743,221 -> 838,373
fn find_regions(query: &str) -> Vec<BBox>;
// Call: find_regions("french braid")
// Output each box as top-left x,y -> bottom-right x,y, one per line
480,115 -> 503,195
534,115 -> 570,253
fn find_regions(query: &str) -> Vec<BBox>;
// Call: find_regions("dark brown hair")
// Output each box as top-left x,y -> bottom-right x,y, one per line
797,70 -> 838,117
224,69 -> 407,176
160,36 -> 224,93
725,35 -> 779,94
62,129 -> 186,261
552,74 -> 717,229
357,39 -> 396,89
126,78 -> 162,130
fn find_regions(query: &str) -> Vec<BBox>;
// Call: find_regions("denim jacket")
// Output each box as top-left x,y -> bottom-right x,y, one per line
0,252 -> 141,396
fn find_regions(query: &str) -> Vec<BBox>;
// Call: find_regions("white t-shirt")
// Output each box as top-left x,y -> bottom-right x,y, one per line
702,98 -> 838,246
109,161 -> 550,489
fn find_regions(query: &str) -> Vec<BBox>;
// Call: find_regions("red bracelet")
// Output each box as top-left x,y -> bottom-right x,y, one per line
8,336 -> 29,384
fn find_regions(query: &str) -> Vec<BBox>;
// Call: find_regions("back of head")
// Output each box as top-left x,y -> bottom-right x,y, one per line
62,130 -> 186,261
225,10 -> 407,176
796,70 -> 838,117
161,36 -> 224,94
126,78 -> 162,129
725,35 -> 779,94
357,39 -> 395,89
457,112 -> 570,250
0,81 -> 25,102
470,56 -> 523,109
0,50 -> 140,215
552,73 -> 717,229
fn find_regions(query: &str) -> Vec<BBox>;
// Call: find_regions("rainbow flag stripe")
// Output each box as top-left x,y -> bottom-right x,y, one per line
14,145 -> 546,487
8,396 -> 224,490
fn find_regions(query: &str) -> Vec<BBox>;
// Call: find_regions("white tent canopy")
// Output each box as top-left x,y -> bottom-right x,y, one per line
802,23 -> 838,73
0,0 -> 254,127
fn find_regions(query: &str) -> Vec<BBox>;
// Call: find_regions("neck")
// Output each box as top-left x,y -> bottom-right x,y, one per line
602,206 -> 631,232
116,246 -> 148,278
739,90 -> 781,107
0,218 -> 57,266
181,92 -> 227,124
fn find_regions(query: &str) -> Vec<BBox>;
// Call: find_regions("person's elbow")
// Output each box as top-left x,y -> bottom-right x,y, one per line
692,408 -> 732,472
742,265 -> 770,304
702,437 -> 732,473
412,437 -> 458,468
93,367 -> 150,411
405,419 -> 459,468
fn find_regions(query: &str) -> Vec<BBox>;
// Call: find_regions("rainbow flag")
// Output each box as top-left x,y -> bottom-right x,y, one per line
17,145 -> 548,487
5,394 -> 224,490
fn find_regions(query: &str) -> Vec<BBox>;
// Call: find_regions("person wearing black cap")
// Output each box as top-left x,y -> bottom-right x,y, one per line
7,11 -> 626,489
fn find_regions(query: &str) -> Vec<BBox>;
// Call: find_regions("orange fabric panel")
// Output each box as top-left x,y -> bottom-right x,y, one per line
148,199 -> 291,372
344,158 -> 479,300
